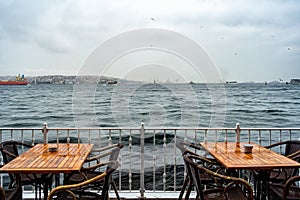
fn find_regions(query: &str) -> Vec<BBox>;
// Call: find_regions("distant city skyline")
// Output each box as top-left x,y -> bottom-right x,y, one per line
0,0 -> 299,83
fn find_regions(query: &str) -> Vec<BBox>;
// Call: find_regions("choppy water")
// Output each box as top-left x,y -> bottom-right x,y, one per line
1,82 -> 299,128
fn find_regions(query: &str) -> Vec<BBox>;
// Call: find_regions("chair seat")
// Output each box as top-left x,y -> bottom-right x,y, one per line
203,188 -> 224,200
48,161 -> 120,200
53,190 -> 102,200
0,186 -> 22,200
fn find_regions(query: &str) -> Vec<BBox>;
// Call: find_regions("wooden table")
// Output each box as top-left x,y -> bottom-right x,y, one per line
200,142 -> 300,199
0,143 -> 93,199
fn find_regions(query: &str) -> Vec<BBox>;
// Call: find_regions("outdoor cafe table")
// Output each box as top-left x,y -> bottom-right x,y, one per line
0,143 -> 93,200
200,142 -> 300,199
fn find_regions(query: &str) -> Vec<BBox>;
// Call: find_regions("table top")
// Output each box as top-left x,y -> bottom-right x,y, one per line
0,143 -> 93,173
200,142 -> 300,170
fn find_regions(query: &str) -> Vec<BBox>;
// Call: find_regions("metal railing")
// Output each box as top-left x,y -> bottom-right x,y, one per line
0,123 -> 300,198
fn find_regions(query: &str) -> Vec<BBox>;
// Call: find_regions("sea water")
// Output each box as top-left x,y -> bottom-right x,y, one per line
1,82 -> 299,128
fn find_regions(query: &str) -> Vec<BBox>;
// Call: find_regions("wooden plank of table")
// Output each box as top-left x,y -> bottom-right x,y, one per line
200,142 -> 300,169
0,143 -> 93,173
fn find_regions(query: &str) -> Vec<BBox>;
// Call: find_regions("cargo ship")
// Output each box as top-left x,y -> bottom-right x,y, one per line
0,74 -> 28,85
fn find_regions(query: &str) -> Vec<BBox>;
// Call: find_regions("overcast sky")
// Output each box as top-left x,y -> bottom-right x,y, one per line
0,0 -> 299,83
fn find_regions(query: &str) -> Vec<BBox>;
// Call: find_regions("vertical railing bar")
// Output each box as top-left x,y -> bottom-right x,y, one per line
56,130 -> 59,145
204,129 -> 207,143
21,129 -> 24,143
109,130 -> 112,145
258,130 -> 261,145
31,130 -> 34,146
163,129 -> 167,192
235,123 -> 240,143
0,129 -> 2,186
129,129 -> 132,192
78,130 -> 81,144
140,123 -> 145,199
119,129 -> 122,191
153,129 -> 156,192
225,129 -> 228,142
98,129 -> 101,148
10,129 -> 13,141
193,129 -> 197,144
279,130 -> 282,154
289,130 -> 292,141
67,130 -> 70,144
89,129 -> 91,144
215,130 -> 217,142
0,130 -> 2,167
248,129 -> 251,143
269,130 -> 272,146
174,129 -> 177,192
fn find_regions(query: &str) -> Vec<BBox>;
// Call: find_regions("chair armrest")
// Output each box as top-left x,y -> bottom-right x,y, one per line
91,143 -> 122,153
86,143 -> 124,162
85,151 -> 113,162
0,149 -> 17,159
81,161 -> 111,171
264,141 -> 289,149
287,150 -> 300,160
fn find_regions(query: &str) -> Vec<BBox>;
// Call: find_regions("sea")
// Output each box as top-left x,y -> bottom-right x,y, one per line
0,82 -> 300,190
1,82 -> 299,128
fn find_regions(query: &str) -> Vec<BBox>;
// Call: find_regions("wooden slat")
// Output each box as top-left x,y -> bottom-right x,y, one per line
200,142 -> 300,169
0,143 -> 93,173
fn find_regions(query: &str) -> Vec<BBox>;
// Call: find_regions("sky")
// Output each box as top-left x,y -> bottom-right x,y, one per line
0,0 -> 300,83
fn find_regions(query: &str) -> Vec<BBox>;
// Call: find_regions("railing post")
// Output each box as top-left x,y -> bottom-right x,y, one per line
235,123 -> 240,144
42,123 -> 48,144
140,122 -> 145,199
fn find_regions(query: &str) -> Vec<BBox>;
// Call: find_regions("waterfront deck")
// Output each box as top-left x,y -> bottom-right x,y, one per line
1,124 -> 300,199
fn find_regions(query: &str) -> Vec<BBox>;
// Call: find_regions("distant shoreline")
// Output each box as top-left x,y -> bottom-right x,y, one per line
0,75 -> 298,85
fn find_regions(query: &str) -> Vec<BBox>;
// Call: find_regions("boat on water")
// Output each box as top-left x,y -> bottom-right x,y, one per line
290,79 -> 300,84
226,81 -> 238,84
0,74 -> 28,85
106,79 -> 118,85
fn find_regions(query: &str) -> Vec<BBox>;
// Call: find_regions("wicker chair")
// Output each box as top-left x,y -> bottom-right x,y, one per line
0,140 -> 53,199
47,160 -> 120,200
0,185 -> 22,200
0,165 -> 22,200
64,143 -> 124,200
269,175 -> 300,200
247,141 -> 300,198
265,141 -> 300,183
184,154 -> 254,200
176,141 -> 224,200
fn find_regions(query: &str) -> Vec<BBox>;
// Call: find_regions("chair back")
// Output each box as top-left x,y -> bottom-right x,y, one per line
109,143 -> 124,161
0,141 -> 19,164
0,141 -> 33,164
183,154 -> 206,200
184,154 -> 254,200
285,141 -> 300,177
285,141 -> 300,157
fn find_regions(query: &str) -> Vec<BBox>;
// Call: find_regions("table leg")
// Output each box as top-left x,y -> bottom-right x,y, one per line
41,174 -> 51,200
253,170 -> 271,200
